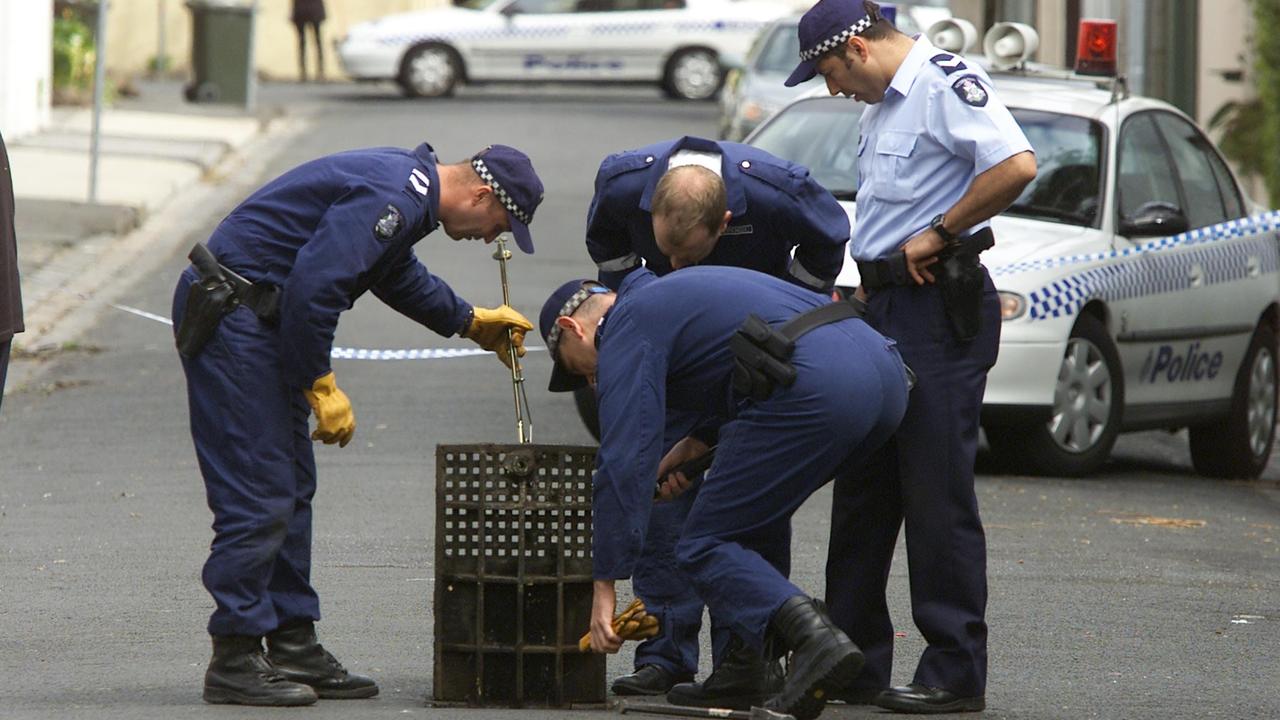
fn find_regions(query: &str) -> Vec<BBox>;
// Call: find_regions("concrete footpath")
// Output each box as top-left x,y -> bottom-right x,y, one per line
5,85 -> 306,394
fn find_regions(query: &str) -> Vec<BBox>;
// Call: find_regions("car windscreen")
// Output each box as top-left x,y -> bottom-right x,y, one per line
746,97 -> 862,199
460,0 -> 505,10
1006,109 -> 1105,228
754,24 -> 801,74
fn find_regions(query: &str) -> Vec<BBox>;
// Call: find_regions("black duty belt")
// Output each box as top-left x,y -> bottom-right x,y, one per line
188,243 -> 281,323
857,227 -> 995,291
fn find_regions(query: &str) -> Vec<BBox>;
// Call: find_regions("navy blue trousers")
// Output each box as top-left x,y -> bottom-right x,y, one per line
827,272 -> 999,697
174,269 -> 322,637
631,414 -> 735,676
675,320 -> 909,650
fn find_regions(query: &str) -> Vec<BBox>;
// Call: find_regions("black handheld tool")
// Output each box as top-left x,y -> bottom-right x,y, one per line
614,699 -> 795,720
653,446 -> 716,500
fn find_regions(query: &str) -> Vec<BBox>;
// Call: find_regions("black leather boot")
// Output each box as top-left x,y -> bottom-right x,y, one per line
203,634 -> 318,706
667,639 -> 783,710
265,621 -> 379,699
763,596 -> 864,720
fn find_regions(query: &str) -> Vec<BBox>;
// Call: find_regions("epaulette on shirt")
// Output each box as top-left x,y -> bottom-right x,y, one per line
929,53 -> 968,76
599,151 -> 656,182
736,155 -> 804,193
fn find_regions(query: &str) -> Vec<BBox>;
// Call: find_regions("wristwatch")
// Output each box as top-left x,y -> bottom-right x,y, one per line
929,214 -> 957,244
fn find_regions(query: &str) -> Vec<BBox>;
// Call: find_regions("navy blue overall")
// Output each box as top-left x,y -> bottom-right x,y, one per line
592,267 -> 908,655
586,136 -> 850,676
173,143 -> 473,637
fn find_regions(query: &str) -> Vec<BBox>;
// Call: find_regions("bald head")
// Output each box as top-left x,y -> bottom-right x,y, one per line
651,165 -> 731,269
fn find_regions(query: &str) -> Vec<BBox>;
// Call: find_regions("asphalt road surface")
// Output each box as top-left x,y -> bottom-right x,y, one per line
1,82 -> 1277,720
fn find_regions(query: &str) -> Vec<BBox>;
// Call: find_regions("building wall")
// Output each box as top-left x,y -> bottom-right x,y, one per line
0,0 -> 54,139
104,0 -> 448,82
1197,0 -> 1253,125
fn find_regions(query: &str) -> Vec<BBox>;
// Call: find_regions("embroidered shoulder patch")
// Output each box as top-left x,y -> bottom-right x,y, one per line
374,204 -> 404,240
930,53 -> 967,75
952,75 -> 989,107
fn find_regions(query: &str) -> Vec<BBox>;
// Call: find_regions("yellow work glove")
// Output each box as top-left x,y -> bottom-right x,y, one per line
302,371 -> 355,448
462,305 -> 534,369
578,598 -> 661,652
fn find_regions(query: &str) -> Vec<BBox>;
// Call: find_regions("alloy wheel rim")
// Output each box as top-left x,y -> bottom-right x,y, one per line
409,49 -> 454,95
1246,346 -> 1276,458
672,52 -> 719,99
1049,337 -> 1112,453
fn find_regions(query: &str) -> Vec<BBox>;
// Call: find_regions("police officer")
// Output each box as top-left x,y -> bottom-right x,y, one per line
785,0 -> 1036,713
173,143 -> 542,706
584,135 -> 850,706
588,135 -> 848,292
541,265 -> 910,720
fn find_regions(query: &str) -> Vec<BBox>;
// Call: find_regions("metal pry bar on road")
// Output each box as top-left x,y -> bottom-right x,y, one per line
614,700 -> 795,720
493,235 -> 533,443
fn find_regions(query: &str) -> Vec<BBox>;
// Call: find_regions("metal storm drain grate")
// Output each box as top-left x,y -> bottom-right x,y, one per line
432,444 -> 604,707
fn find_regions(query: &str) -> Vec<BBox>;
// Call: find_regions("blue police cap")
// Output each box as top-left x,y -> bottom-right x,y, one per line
785,0 -> 878,87
540,278 -> 610,392
471,144 -> 544,254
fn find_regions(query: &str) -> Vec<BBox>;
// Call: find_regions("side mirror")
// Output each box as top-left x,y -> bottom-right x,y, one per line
500,2 -> 519,18
1119,201 -> 1189,238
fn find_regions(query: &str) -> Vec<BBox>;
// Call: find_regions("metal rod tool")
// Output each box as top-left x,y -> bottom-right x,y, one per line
493,236 -> 533,443
614,700 -> 795,720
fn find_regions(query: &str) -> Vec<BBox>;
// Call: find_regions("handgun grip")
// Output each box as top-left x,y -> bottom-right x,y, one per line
188,243 -> 226,283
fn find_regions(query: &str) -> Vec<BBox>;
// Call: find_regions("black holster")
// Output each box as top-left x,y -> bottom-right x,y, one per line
731,296 -> 867,402
176,245 -> 237,358
176,243 -> 281,359
935,228 -> 993,343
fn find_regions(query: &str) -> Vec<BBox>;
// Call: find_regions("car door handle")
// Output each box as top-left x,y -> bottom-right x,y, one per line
1187,263 -> 1204,287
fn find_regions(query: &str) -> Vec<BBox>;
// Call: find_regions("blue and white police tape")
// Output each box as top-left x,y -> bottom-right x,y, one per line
112,304 -> 545,361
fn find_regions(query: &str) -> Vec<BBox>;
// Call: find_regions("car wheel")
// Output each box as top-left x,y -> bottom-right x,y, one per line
662,48 -> 723,101
987,313 -> 1123,476
1188,321 -> 1277,479
573,385 -> 601,442
398,44 -> 462,98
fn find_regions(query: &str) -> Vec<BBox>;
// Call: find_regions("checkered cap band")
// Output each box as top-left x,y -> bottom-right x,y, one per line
472,158 -> 532,225
545,284 -> 602,359
799,17 -> 875,61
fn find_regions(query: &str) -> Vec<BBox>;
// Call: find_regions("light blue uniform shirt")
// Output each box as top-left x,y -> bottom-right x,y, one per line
853,36 -> 1033,261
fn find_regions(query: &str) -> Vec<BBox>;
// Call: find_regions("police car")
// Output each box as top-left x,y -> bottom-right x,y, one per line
718,4 -> 944,141
747,19 -> 1280,478
336,0 -> 794,100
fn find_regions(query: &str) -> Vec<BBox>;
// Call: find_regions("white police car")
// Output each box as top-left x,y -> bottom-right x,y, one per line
718,4 -> 944,141
748,20 -> 1280,478
336,0 -> 793,100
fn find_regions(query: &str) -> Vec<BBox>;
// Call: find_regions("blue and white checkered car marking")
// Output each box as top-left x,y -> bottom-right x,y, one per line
992,211 -> 1280,321
379,27 -> 572,45
379,18 -> 762,45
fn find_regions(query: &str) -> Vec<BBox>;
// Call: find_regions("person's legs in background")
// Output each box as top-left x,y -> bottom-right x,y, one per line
310,21 -> 325,81
294,21 -> 309,82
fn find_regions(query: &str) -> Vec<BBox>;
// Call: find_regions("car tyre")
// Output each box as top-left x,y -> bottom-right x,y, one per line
987,313 -> 1123,476
1188,321 -> 1277,479
398,43 -> 462,98
574,385 -> 601,442
662,47 -> 723,101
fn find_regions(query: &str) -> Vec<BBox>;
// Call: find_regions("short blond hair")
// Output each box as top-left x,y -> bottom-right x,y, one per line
651,165 -> 727,242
